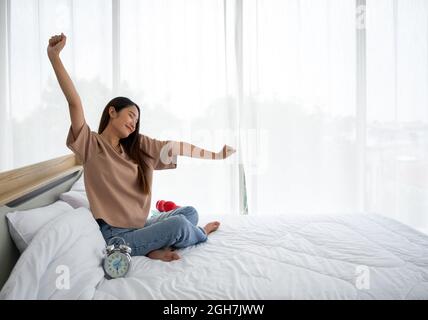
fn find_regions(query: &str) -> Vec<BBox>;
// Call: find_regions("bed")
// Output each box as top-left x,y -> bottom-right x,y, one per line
1,155 -> 428,300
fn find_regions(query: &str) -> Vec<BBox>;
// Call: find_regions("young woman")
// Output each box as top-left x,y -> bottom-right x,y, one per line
47,33 -> 236,262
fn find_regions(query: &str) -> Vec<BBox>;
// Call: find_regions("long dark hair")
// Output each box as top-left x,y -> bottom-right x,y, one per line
98,97 -> 154,194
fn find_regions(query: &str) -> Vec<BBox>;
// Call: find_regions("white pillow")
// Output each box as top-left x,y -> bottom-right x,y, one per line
6,200 -> 74,252
0,207 -> 105,300
59,190 -> 90,209
59,174 -> 89,209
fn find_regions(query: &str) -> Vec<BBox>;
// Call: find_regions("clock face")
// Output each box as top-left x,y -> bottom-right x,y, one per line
104,252 -> 130,278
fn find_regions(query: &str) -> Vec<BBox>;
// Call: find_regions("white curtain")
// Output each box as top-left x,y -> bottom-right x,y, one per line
366,0 -> 428,231
241,0 -> 428,232
1,0 -> 427,231
242,0 -> 358,216
118,0 -> 238,215
1,0 -> 113,170
0,0 -> 238,216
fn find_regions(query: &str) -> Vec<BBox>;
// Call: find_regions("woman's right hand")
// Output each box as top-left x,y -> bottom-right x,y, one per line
47,33 -> 66,60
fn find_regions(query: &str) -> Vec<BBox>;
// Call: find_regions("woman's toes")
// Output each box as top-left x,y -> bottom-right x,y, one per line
165,250 -> 180,261
171,252 -> 180,260
204,221 -> 221,235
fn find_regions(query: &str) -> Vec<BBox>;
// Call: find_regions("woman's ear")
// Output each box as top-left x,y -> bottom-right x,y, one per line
108,106 -> 117,118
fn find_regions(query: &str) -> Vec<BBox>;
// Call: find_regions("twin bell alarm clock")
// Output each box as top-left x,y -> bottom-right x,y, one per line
103,236 -> 132,279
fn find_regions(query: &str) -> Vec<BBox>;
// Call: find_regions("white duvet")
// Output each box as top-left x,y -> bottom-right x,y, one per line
1,208 -> 428,299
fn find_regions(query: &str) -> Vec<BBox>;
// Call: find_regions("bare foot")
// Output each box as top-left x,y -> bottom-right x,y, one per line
203,221 -> 221,235
147,247 -> 180,262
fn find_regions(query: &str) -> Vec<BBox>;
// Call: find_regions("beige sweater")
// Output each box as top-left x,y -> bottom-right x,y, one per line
66,122 -> 177,228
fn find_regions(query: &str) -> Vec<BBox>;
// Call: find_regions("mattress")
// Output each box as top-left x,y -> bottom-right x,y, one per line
2,207 -> 428,299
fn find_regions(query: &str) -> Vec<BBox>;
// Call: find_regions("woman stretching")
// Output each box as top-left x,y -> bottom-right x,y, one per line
47,33 -> 236,261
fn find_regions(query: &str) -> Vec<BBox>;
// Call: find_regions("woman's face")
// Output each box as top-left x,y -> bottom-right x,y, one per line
109,105 -> 139,138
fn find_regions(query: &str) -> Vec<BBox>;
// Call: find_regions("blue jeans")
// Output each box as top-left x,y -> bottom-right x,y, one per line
98,206 -> 208,256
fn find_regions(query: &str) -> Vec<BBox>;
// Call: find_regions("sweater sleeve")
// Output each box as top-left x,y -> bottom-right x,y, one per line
139,134 -> 178,170
66,122 -> 99,164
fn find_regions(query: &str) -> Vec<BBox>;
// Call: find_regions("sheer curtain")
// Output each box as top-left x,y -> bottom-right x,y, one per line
0,0 -> 238,216
366,0 -> 428,231
0,0 -> 113,170
242,0 -> 358,216
241,0 -> 428,232
118,0 -> 238,215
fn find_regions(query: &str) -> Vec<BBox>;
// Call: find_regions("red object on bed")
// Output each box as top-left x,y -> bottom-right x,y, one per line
156,200 -> 180,212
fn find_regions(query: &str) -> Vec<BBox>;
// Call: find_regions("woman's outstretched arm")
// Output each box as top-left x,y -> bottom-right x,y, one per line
47,33 -> 85,137
170,142 -> 236,160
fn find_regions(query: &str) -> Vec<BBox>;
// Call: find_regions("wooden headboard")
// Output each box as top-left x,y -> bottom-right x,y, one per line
0,154 -> 83,290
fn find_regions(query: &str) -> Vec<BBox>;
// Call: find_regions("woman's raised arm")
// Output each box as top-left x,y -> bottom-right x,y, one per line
47,33 -> 85,137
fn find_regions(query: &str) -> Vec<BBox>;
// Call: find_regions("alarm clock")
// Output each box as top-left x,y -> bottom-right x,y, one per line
103,236 -> 132,279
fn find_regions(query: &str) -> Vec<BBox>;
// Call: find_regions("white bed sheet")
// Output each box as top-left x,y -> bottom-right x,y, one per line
94,213 -> 428,300
2,208 -> 428,299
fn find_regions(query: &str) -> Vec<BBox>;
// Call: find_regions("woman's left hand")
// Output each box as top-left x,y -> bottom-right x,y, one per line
217,145 -> 236,159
